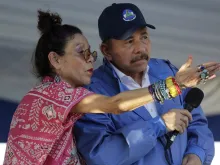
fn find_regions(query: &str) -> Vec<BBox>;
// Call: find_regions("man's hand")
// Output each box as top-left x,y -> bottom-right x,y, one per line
182,154 -> 202,165
175,55 -> 220,87
161,109 -> 192,133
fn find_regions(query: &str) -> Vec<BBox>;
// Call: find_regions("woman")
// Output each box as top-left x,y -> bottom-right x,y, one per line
3,10 -> 219,165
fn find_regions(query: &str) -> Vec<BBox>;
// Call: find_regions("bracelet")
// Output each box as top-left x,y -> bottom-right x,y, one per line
148,77 -> 182,104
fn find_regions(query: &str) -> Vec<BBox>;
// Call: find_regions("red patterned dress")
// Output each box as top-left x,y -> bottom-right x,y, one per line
3,76 -> 93,165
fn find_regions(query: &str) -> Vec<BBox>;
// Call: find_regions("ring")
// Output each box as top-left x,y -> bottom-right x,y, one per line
200,69 -> 210,84
197,64 -> 205,72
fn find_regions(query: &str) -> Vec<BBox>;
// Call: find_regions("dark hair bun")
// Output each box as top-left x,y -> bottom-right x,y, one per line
37,10 -> 62,35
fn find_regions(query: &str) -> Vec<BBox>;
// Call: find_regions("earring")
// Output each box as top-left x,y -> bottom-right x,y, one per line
54,75 -> 61,83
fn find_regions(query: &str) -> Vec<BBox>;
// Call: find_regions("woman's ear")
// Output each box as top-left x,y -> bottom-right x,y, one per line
100,42 -> 112,61
48,52 -> 62,70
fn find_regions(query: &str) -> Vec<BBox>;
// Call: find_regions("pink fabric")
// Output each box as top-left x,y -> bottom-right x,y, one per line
4,77 -> 93,165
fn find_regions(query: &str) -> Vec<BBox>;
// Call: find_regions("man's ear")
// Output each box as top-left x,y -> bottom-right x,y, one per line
100,42 -> 112,61
48,52 -> 62,70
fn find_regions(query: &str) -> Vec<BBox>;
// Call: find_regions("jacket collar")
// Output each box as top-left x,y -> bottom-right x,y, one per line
101,58 -> 166,119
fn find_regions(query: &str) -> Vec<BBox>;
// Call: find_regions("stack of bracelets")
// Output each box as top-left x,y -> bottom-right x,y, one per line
148,76 -> 182,104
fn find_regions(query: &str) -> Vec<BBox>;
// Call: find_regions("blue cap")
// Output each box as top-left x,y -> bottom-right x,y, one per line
98,3 -> 155,42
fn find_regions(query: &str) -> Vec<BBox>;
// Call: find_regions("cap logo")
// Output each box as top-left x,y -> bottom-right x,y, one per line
122,9 -> 136,21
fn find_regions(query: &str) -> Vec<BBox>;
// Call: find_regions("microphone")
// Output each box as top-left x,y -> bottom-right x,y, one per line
165,87 -> 204,149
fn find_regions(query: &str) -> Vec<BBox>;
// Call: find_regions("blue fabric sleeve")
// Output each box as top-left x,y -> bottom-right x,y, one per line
74,114 -> 166,165
180,88 -> 215,164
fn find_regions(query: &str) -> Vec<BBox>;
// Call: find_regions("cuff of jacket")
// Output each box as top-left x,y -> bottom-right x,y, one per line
184,145 -> 206,164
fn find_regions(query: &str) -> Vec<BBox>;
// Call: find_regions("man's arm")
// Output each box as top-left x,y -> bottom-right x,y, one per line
165,59 -> 215,164
183,96 -> 215,164
74,113 -> 166,165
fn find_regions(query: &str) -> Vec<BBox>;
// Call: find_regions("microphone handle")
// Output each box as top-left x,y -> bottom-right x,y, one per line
184,103 -> 194,113
165,131 -> 178,149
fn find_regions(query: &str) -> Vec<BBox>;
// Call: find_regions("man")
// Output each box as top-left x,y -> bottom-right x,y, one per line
74,3 -> 215,165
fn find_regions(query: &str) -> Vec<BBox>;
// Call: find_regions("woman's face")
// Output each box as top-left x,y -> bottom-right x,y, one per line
52,33 -> 97,87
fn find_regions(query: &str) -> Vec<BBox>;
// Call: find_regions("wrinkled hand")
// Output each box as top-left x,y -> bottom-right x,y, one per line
182,154 -> 202,165
161,109 -> 192,133
175,55 -> 220,87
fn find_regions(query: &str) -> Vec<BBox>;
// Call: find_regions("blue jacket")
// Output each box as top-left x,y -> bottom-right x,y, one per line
74,58 -> 214,165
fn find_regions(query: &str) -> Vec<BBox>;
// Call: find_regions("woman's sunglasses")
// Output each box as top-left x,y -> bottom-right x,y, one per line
80,49 -> 97,62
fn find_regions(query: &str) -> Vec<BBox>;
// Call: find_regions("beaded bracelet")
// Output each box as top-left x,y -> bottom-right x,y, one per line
148,77 -> 182,104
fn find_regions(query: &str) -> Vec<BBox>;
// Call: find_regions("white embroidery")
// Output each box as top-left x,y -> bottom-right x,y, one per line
42,104 -> 56,120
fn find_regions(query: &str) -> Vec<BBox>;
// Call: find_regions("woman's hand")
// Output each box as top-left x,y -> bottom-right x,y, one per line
175,55 -> 220,87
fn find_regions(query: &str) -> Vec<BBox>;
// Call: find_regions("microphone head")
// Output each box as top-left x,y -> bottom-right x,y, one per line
185,88 -> 204,108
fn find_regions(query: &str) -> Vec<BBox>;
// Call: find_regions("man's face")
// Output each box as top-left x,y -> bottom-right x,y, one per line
106,27 -> 151,75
